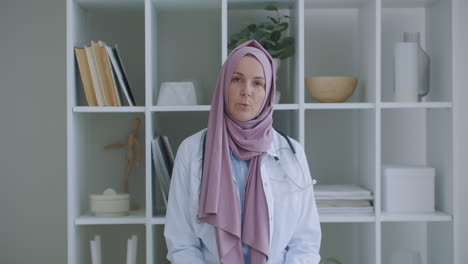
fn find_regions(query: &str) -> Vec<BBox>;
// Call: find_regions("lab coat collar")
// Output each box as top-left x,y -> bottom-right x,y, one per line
196,128 -> 284,161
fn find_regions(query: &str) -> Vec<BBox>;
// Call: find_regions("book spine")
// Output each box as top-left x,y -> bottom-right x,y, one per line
74,47 -> 98,106
85,45 -> 105,106
92,41 -> 116,106
99,41 -> 121,106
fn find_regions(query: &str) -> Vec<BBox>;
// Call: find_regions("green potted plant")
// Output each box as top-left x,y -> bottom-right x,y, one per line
228,3 -> 295,77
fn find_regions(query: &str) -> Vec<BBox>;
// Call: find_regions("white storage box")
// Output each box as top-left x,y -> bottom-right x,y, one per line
382,165 -> 435,213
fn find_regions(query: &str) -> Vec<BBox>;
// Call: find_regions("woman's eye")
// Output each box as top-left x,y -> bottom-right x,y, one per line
256,82 -> 264,87
232,77 -> 240,82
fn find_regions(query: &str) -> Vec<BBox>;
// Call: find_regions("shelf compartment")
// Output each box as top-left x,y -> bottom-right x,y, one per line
304,0 -> 377,103
76,208 -> 146,225
74,106 -> 146,113
320,222 -> 376,264
305,109 -> 376,190
75,224 -> 146,264
228,0 -> 301,104
273,110 -> 300,141
150,1 -> 222,106
153,225 -> 170,264
150,111 -> 208,218
381,108 -> 453,216
381,0 -> 452,102
380,210 -> 452,222
382,221 -> 453,264
73,113 -> 147,218
71,0 -> 145,107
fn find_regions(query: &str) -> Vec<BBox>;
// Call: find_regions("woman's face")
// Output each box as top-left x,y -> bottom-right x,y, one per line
228,55 -> 266,122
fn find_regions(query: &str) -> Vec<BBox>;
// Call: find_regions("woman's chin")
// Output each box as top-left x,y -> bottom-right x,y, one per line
233,112 -> 254,122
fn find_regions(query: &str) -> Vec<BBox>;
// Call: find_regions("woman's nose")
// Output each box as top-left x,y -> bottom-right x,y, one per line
240,83 -> 252,96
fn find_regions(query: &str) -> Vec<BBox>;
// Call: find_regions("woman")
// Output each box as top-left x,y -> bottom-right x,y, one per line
164,40 -> 321,264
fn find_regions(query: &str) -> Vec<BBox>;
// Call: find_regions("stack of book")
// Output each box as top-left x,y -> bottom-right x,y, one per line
314,184 -> 374,214
74,40 -> 136,106
151,135 -> 174,215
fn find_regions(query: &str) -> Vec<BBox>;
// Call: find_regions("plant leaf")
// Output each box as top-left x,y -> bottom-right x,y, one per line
274,22 -> 288,32
235,38 -> 249,47
267,16 -> 277,24
247,24 -> 257,32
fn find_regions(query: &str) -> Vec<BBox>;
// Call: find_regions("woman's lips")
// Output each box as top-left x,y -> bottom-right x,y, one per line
237,103 -> 250,110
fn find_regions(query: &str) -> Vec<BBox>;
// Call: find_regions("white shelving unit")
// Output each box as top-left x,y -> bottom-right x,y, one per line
67,0 -> 461,263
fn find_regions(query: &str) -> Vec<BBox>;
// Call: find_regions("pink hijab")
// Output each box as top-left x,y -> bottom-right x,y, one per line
197,39 -> 275,264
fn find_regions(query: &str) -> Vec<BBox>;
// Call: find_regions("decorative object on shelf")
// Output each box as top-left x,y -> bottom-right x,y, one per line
275,90 -> 281,104
228,3 -> 295,60
126,235 -> 138,264
391,249 -> 422,264
157,81 -> 197,105
305,76 -> 358,103
405,32 -> 430,101
393,32 -> 430,102
319,257 -> 343,264
382,164 -> 435,213
90,235 -> 101,264
314,184 -> 374,214
104,118 -> 143,209
90,188 -> 130,217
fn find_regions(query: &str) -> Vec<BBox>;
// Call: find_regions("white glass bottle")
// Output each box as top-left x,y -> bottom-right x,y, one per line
404,32 -> 430,101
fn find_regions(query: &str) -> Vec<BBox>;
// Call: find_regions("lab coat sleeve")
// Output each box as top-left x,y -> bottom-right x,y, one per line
164,139 -> 205,263
284,144 -> 322,264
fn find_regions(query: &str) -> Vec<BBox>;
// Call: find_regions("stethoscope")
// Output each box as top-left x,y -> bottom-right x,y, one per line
272,145 -> 317,192
201,129 -> 317,192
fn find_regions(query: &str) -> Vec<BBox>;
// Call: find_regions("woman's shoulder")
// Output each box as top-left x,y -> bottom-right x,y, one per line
176,128 -> 207,159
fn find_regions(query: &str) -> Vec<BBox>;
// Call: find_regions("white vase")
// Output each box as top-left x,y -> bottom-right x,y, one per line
273,58 -> 280,76
273,58 -> 281,103
394,42 -> 419,102
404,32 -> 430,101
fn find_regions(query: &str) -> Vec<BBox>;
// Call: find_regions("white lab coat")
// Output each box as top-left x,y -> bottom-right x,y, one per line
164,129 -> 322,264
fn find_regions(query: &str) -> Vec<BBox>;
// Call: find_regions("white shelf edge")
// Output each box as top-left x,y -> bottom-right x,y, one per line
74,0 -> 145,9
151,216 -> 167,225
318,213 -> 376,223
274,104 -> 300,110
151,105 -> 211,112
380,102 -> 453,109
304,103 -> 375,109
380,211 -> 453,222
75,209 -> 146,225
73,106 -> 146,113
150,104 -> 300,112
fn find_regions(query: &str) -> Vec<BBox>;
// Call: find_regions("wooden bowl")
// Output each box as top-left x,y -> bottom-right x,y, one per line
305,76 -> 357,103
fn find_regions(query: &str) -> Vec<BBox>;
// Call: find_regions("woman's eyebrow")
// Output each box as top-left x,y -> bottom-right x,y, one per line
233,72 -> 265,80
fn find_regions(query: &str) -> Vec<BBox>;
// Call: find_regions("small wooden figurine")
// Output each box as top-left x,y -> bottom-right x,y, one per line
104,118 -> 143,200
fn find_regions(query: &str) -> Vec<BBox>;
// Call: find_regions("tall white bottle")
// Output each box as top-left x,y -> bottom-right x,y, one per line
404,32 -> 430,101
394,42 -> 419,101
